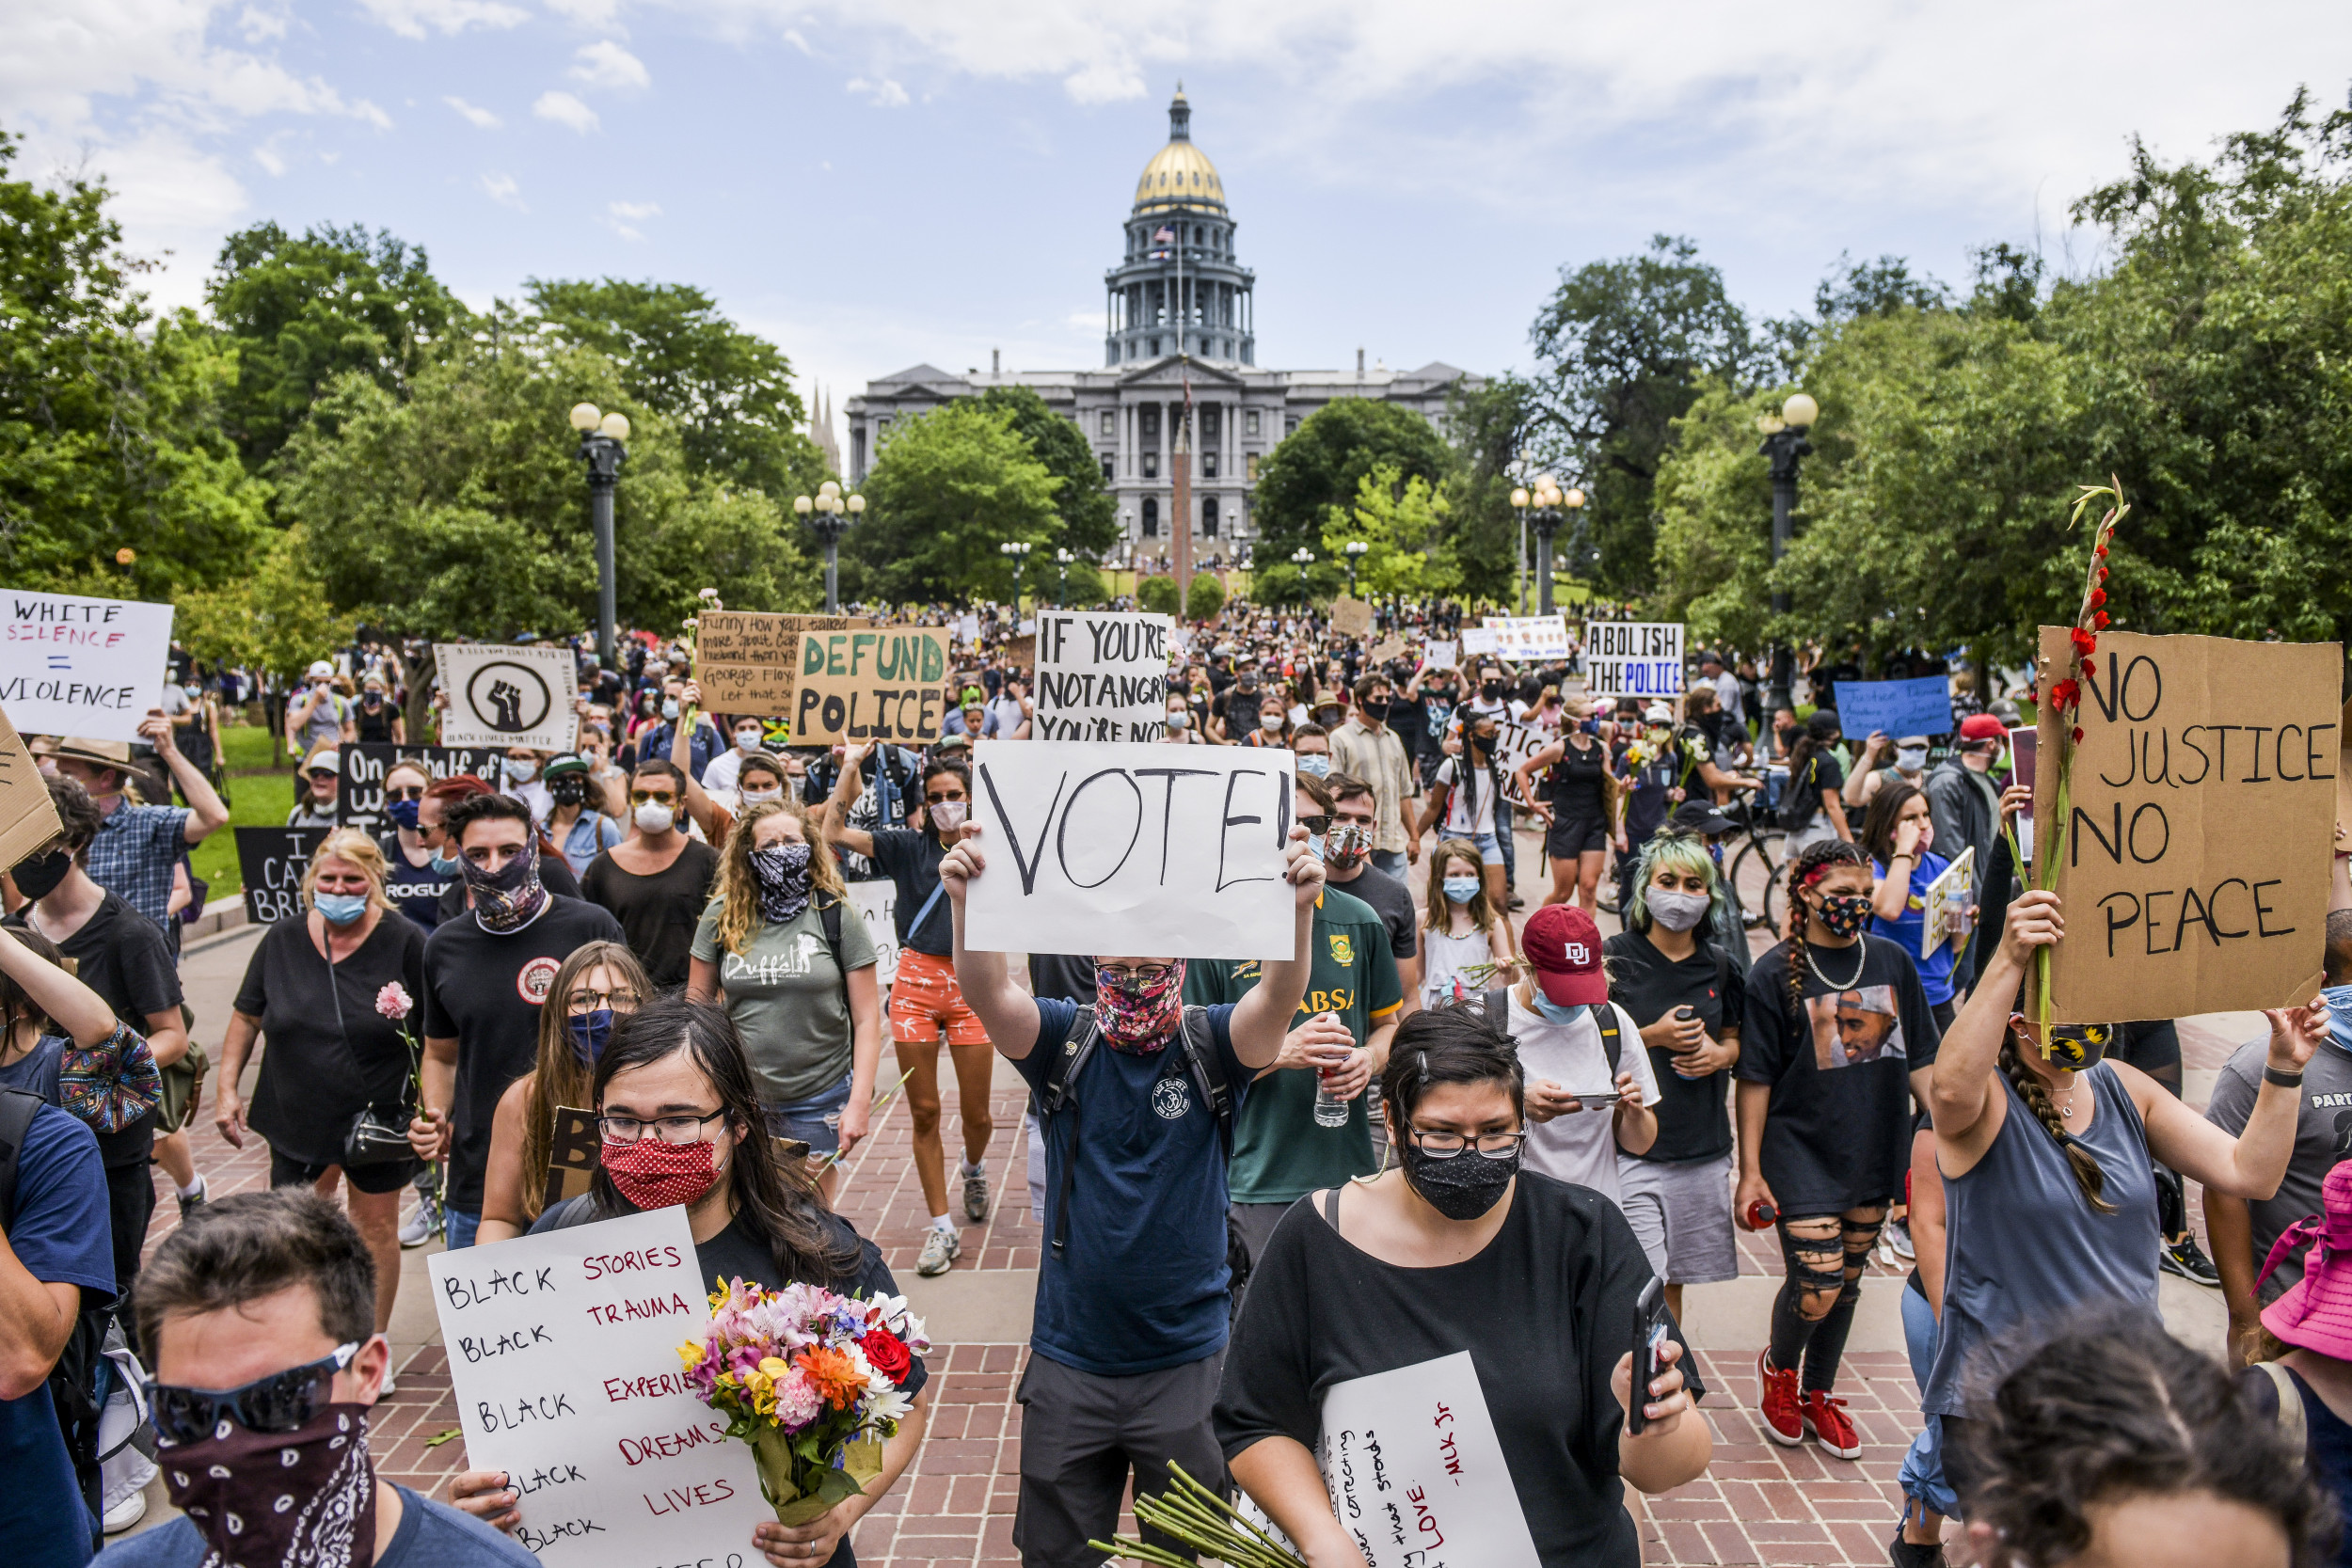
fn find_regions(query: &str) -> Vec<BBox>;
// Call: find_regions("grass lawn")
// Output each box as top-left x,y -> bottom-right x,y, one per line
189,722 -> 297,901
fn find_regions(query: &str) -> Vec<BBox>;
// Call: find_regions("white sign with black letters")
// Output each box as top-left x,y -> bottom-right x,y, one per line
1318,1351 -> 1540,1568
435,643 -> 579,752
847,879 -> 901,988
963,739 -> 1297,960
0,592 -> 175,743
1031,611 -> 1173,742
1584,622 -> 1685,701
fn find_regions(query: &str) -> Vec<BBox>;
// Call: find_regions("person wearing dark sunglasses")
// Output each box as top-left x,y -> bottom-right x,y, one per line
110,1189 -> 534,1568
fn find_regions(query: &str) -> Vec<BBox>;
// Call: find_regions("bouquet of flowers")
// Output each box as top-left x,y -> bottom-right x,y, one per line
678,1278 -> 930,1526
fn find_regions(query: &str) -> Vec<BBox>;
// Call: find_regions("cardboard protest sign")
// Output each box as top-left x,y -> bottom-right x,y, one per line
1317,1351 -> 1541,1568
539,1107 -> 602,1211
789,626 -> 952,746
0,704 -> 66,873
1329,598 -> 1374,639
1481,614 -> 1574,660
1584,622 -> 1685,701
2032,628 -> 2338,1022
2,591 -> 175,743
1369,636 -> 1406,666
334,743 -> 504,834
1003,633 -> 1036,672
2336,694 -> 2352,851
427,1206 -> 770,1565
435,644 -> 579,752
1923,846 -> 1975,959
1836,676 -> 1955,739
1031,610 -> 1173,741
235,828 -> 326,926
1456,627 -> 1500,657
847,879 -> 901,988
962,739 -> 1297,960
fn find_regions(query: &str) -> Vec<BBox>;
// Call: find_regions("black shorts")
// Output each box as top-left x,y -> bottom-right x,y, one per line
269,1148 -> 422,1195
1548,815 -> 1611,858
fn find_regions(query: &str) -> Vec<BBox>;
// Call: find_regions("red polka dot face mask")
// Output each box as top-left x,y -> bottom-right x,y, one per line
601,1133 -> 724,1209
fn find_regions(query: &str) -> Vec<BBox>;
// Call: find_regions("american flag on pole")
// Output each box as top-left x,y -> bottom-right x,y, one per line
1152,226 -> 1175,256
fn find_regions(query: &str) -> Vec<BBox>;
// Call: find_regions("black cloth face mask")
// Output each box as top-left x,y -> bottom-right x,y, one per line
1397,1135 -> 1520,1220
9,847 -> 73,900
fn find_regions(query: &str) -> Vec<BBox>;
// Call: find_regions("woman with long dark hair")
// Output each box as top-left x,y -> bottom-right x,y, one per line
1858,783 -> 1965,1030
1781,709 -> 1852,851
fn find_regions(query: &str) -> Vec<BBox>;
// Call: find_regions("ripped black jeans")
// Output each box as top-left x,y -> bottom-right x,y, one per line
1768,1205 -> 1889,1392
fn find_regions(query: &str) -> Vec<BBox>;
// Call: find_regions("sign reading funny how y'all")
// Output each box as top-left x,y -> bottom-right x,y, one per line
1031,611 -> 1172,740
425,1206 -> 769,1564
434,644 -> 580,752
962,739 -> 1297,960
2,592 -> 175,743
2033,628 -> 2338,1022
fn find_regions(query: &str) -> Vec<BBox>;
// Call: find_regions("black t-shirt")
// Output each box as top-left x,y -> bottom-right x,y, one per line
431,851 -> 582,927
1785,750 -> 1847,828
580,840 -> 720,988
1026,953 -> 1098,1006
1215,1175 -> 1701,1568
234,912 -> 429,1165
1734,935 -> 1940,1213
1602,932 -> 1742,1164
1213,685 -> 1265,736
867,828 -> 951,957
1408,683 -> 1459,748
354,699 -> 397,742
421,895 -> 625,1212
380,833 -> 459,931
1326,864 -> 1417,962
7,892 -> 182,1167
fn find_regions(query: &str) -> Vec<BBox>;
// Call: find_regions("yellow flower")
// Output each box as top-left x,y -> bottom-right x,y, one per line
678,1341 -> 707,1370
757,1356 -> 792,1380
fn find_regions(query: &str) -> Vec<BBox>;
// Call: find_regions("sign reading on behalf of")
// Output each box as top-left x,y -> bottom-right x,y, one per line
1,592 -> 176,743
2032,628 -> 2338,1022
426,1205 -> 769,1566
695,612 -> 867,713
1317,1350 -> 1541,1568
334,743 -> 505,835
962,739 -> 1297,960
792,626 -> 951,745
1585,622 -> 1685,701
1032,611 -> 1171,741
235,828 -> 326,926
435,644 -> 579,752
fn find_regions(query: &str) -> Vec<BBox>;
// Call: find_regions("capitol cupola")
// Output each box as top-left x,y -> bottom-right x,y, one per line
1104,85 -> 1255,367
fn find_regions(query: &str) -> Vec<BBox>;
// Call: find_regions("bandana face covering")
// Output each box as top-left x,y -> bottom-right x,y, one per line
566,1009 -> 614,1067
163,1404 -> 376,1568
602,1135 -> 722,1209
1095,961 -> 1186,1053
749,841 -> 814,925
461,837 -> 547,933
1323,823 -> 1371,871
1812,892 -> 1871,939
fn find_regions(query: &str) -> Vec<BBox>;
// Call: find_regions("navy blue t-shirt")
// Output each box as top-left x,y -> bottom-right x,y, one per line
1012,998 -> 1251,1376
95,1485 -> 536,1568
1,1100 -> 115,1568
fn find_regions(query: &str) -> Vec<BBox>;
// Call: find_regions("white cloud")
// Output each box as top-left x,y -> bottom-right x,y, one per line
238,7 -> 287,40
845,77 -> 909,107
610,199 -> 661,220
253,144 -> 286,175
352,0 -> 528,40
532,90 -> 600,133
478,170 -> 526,209
445,95 -> 502,128
542,0 -> 623,25
571,40 -> 650,91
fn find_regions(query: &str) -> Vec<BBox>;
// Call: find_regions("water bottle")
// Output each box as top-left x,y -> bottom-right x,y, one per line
1312,1069 -> 1350,1128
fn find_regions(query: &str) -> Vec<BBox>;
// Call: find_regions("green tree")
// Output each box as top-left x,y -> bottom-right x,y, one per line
849,402 -> 1061,603
1439,374 -> 1540,603
1136,576 -> 1180,616
1251,399 -> 1454,561
207,221 -> 467,468
176,524 -> 360,681
1184,573 -> 1226,622
975,386 -> 1120,558
1319,465 -> 1461,600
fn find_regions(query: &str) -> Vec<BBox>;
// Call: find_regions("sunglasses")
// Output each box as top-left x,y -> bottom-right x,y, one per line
628,790 -> 678,805
1297,814 -> 1333,835
385,785 -> 425,801
926,790 -> 967,804
147,1342 -> 358,1446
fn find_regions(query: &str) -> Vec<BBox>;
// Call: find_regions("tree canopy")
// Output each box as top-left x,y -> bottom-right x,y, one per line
849,402 -> 1062,604
1249,398 -> 1454,562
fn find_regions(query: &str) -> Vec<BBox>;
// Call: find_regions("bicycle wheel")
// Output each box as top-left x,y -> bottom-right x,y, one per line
1731,835 -> 1786,935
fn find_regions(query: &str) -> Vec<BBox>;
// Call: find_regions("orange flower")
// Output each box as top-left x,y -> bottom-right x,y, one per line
794,1345 -> 867,1411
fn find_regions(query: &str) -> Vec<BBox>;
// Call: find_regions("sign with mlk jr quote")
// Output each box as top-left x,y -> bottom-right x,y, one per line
2033,628 -> 2337,1022
1316,1351 -> 1540,1568
1031,611 -> 1172,740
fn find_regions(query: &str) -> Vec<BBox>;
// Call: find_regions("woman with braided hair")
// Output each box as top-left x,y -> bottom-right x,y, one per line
1736,837 -> 1941,1463
1899,887 -> 2323,1567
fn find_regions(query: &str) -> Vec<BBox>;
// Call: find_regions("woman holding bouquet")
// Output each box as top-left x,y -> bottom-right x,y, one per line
458,995 -> 925,1566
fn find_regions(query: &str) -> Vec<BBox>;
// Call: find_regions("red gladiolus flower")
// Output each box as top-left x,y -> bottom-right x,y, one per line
2072,727 -> 2085,742
2089,588 -> 2106,608
2095,543 -> 2109,557
2094,610 -> 2110,628
2050,679 -> 2081,711
2097,565 -> 2109,580
2070,627 -> 2097,659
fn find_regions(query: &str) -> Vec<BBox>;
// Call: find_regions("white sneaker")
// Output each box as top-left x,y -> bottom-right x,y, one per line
379,1370 -> 397,1398
915,1225 -> 961,1277
102,1489 -> 148,1534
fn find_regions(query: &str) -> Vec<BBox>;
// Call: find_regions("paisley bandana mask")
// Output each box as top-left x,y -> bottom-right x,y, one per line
461,836 -> 548,933
162,1404 -> 377,1568
748,841 -> 814,926
1095,961 -> 1187,1054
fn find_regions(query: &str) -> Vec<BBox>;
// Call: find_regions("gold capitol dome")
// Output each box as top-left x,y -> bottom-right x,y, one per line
1132,83 -> 1226,214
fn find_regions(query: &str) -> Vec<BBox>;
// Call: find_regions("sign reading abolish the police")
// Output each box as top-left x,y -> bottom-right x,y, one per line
963,739 -> 1298,960
793,625 -> 952,745
2033,628 -> 2338,1022
1031,611 -> 1172,741
1586,622 -> 1685,700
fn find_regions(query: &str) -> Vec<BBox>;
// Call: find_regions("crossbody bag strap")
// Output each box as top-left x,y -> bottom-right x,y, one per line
1587,1003 -> 1622,1075
0,1086 -> 41,1230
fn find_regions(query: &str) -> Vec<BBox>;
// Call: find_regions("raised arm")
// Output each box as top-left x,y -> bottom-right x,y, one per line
1929,892 -> 2058,1150
673,680 -> 725,839
140,709 -> 229,842
1229,831 -> 1327,1071
2137,1001 -> 2321,1203
940,827 -> 1041,1057
822,743 -> 879,860
0,925 -> 120,1047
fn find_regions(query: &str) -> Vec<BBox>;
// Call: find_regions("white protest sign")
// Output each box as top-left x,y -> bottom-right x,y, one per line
1923,845 -> 1976,959
427,1206 -> 769,1564
1584,621 -> 1685,701
957,613 -> 982,645
963,738 -> 1297,960
1422,641 -> 1457,672
435,644 -> 580,752
1480,615 -> 1573,660
1488,719 -> 1552,807
1031,611 -> 1173,742
1319,1351 -> 1541,1568
1,592 -> 175,743
1456,627 -> 1501,657
848,879 -> 901,988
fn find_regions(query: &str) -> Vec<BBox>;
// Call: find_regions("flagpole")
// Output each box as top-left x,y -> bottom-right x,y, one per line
1173,210 -> 1194,609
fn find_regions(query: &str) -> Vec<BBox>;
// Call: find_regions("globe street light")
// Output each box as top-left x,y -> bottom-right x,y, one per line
1343,539 -> 1369,599
570,402 -> 630,667
1055,546 -> 1076,608
1515,474 -> 1566,616
1290,546 -> 1315,610
793,479 -> 863,613
1756,390 -> 1818,714
1000,540 -> 1035,610
1550,486 -> 1587,614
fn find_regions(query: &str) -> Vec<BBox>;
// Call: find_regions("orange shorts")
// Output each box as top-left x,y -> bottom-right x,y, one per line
888,948 -> 990,1047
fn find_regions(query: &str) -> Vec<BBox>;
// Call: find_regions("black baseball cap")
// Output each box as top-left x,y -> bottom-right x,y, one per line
1670,800 -> 1734,836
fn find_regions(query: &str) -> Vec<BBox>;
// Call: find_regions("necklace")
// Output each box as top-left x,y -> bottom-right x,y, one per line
1809,936 -> 1867,991
2056,1071 -> 2077,1121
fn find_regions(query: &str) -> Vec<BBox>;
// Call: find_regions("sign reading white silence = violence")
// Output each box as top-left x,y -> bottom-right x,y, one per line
333,743 -> 504,834
1030,610 -> 1172,741
962,739 -> 1298,961
1585,622 -> 1685,701
2,591 -> 176,745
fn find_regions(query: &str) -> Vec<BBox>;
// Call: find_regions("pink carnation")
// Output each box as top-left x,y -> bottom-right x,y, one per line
774,1370 -> 823,1431
375,982 -> 414,1022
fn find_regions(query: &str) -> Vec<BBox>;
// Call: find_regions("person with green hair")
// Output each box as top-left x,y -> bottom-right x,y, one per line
1605,830 -> 1744,1319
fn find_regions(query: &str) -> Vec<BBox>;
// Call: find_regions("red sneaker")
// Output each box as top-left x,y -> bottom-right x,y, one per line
1800,1389 -> 1861,1459
1756,1350 -> 1804,1447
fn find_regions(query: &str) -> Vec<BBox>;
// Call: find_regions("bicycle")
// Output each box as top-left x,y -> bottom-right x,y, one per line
1719,791 -> 1787,936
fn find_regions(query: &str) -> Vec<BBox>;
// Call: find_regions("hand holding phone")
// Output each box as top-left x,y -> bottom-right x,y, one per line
1628,1277 -> 1672,1436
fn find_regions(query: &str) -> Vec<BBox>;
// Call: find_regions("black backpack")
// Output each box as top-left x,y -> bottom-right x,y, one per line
1478,990 -> 1623,1077
0,1090 -> 110,1533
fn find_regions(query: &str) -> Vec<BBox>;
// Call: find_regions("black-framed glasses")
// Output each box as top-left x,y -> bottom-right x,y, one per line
1099,963 -> 1175,985
1406,1128 -> 1528,1159
385,784 -> 426,801
1297,814 -> 1333,835
146,1342 -> 358,1446
598,1107 -> 727,1145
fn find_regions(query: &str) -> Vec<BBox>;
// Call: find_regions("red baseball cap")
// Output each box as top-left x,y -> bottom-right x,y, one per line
1519,904 -> 1608,1007
1958,713 -> 2007,742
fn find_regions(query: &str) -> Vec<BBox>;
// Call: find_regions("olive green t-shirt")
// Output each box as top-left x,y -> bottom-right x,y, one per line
691,895 -> 877,1105
1183,885 -> 1404,1205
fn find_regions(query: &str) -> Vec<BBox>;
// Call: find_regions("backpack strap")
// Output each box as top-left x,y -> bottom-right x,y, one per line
0,1086 -> 41,1231
1481,987 -> 1513,1040
1042,1006 -> 1103,1260
1175,1006 -> 1235,1163
2254,1362 -> 2308,1461
1588,1003 -> 1623,1076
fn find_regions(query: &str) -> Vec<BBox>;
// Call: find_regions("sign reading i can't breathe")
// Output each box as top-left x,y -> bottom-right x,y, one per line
1031,611 -> 1172,741
1585,622 -> 1685,701
435,644 -> 579,752
1,592 -> 176,743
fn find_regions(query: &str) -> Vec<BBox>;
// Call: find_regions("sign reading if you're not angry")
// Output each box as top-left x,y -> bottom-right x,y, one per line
1031,610 -> 1172,741
962,739 -> 1298,960
790,625 -> 952,745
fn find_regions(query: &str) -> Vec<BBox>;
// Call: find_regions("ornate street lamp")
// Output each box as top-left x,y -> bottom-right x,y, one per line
1290,546 -> 1314,610
793,479 -> 863,613
1055,547 -> 1075,608
570,402 -> 630,667
1756,390 -> 1818,714
1343,539 -> 1369,598
1000,540 -> 1035,610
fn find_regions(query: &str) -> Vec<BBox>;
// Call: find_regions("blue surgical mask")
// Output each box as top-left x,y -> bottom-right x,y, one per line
1442,876 -> 1481,905
504,758 -> 539,785
1532,993 -> 1585,1025
566,1008 -> 615,1067
314,893 -> 368,926
1296,754 -> 1332,778
2322,984 -> 2352,1053
428,847 -> 463,875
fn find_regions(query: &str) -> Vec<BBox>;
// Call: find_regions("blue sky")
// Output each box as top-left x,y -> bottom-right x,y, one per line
8,1 -> 2350,448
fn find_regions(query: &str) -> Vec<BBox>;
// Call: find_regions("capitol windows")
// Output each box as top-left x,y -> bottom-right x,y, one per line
1202,451 -> 1218,479
1202,498 -> 1219,537
1100,410 -> 1115,436
1245,410 -> 1261,436
1247,453 -> 1260,482
1143,451 -> 1159,479
1142,499 -> 1159,536
1101,456 -> 1114,482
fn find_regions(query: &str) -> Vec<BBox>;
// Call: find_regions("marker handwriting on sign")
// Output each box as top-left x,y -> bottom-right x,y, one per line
976,760 -> 1291,896
580,1245 -> 685,1280
644,1477 -> 739,1514
618,1419 -> 730,1466
442,1265 -> 558,1310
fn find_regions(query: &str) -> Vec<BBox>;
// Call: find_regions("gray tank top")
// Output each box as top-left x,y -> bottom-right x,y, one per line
1922,1061 -> 2160,1417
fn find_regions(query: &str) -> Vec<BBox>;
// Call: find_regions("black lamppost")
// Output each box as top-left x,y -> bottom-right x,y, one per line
793,480 -> 862,613
1055,547 -> 1075,608
1000,540 -> 1034,610
569,402 -> 630,667
1756,390 -> 1818,715
1343,540 -> 1368,598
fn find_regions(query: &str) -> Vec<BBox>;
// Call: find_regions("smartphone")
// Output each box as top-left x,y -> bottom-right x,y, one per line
2009,726 -> 2037,792
1628,1276 -> 1671,1435
1568,1087 -> 1625,1107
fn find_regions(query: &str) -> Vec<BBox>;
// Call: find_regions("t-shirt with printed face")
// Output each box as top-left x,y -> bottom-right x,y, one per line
420,895 -> 625,1214
691,895 -> 878,1106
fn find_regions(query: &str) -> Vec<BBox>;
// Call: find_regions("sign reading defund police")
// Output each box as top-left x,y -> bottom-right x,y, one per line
2033,628 -> 2339,1022
1031,611 -> 1173,741
791,626 -> 952,746
963,739 -> 1298,960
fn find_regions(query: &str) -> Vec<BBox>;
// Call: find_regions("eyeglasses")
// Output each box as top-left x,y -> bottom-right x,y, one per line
146,1343 -> 358,1446
598,1107 -> 728,1145
385,785 -> 425,801
305,769 -> 338,782
628,790 -> 678,806
1296,814 -> 1333,835
1099,963 -> 1176,984
566,988 -> 640,1014
1405,1128 -> 1528,1159
926,790 -> 967,804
